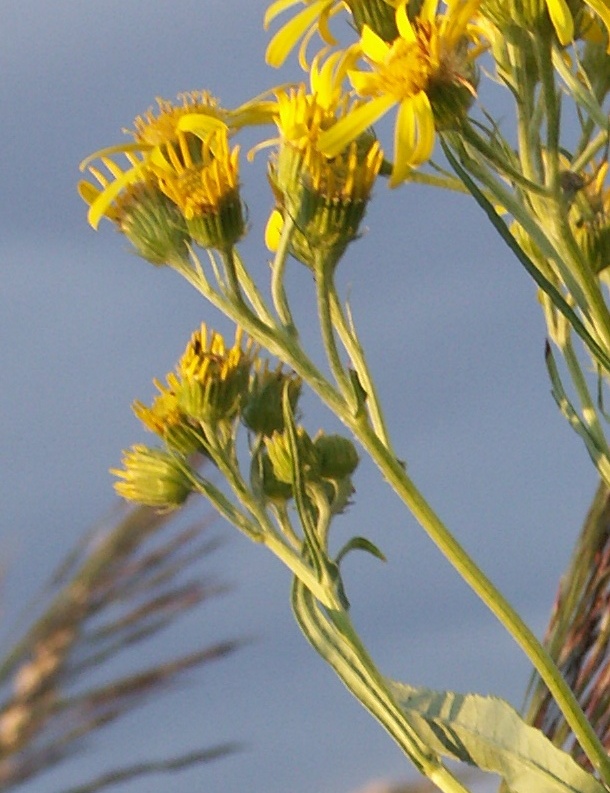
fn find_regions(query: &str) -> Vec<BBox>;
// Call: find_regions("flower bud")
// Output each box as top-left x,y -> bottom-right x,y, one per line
313,433 -> 359,479
264,426 -> 320,484
111,445 -> 193,510
242,361 -> 302,436
259,451 -> 294,503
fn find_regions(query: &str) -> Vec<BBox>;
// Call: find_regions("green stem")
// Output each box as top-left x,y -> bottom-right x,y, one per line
328,284 -> 393,449
173,251 -> 610,780
292,579 -> 472,793
346,419 -> 610,784
315,258 -> 359,414
271,214 -> 297,332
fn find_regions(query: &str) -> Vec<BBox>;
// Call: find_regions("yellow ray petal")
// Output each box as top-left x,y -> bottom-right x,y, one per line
265,1 -> 329,67
396,1 -> 417,42
318,94 -> 396,157
264,0 -> 303,27
390,92 -> 434,186
546,0 -> 574,44
87,163 -> 145,230
360,24 -> 391,61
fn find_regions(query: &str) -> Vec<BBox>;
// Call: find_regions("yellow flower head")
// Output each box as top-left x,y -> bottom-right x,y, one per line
262,51 -> 383,267
151,126 -> 245,250
80,92 -> 232,231
318,0 -> 486,185
132,375 -> 210,456
176,324 -> 257,424
79,169 -> 192,265
257,49 -> 362,194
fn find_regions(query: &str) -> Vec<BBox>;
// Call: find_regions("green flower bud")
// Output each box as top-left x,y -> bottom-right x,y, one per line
242,362 -> 302,436
313,433 -> 359,479
111,445 -> 193,510
259,451 -> 294,503
264,426 -> 319,484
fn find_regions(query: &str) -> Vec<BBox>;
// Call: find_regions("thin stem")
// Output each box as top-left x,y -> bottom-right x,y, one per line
315,258 -> 359,414
328,284 -> 393,449
231,249 -> 276,326
271,214 -> 297,332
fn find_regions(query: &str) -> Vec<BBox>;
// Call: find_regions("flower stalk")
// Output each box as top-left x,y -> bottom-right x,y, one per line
78,2 -> 610,790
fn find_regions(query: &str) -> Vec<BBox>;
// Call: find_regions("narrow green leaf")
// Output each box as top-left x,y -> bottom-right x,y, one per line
441,139 -> 610,377
388,681 -> 606,793
545,342 -> 610,476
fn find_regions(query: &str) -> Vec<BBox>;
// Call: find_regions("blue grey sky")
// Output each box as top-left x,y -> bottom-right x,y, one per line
0,4 -> 600,793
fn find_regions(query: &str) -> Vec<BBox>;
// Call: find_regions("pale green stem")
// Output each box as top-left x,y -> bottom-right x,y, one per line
293,580 -> 472,793
328,284 -> 393,450
172,252 -> 610,780
315,257 -> 360,415
271,214 -> 297,331
220,247 -> 252,315
231,249 -> 276,327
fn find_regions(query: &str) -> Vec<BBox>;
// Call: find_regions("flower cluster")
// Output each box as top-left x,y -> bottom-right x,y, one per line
79,93 -> 249,262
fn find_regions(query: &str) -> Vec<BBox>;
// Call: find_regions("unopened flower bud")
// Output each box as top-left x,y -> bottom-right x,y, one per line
264,426 -> 319,484
313,433 -> 359,479
260,451 -> 294,502
242,361 -> 302,436
111,445 -> 193,510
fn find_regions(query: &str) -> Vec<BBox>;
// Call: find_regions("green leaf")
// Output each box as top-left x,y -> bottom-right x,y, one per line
335,536 -> 387,566
388,681 -> 606,793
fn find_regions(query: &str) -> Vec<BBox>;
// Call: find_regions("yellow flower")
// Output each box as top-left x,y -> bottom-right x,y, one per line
79,92 -> 232,231
176,324 -> 257,424
150,126 -> 245,250
260,50 -> 383,267
79,170 -> 191,265
318,0 -> 485,185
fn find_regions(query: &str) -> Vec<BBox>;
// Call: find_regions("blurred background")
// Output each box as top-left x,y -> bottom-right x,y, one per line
0,3 -> 600,792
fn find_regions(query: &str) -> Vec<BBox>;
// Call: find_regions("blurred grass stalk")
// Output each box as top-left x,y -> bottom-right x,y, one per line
0,499 -> 242,791
525,481 -> 610,767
